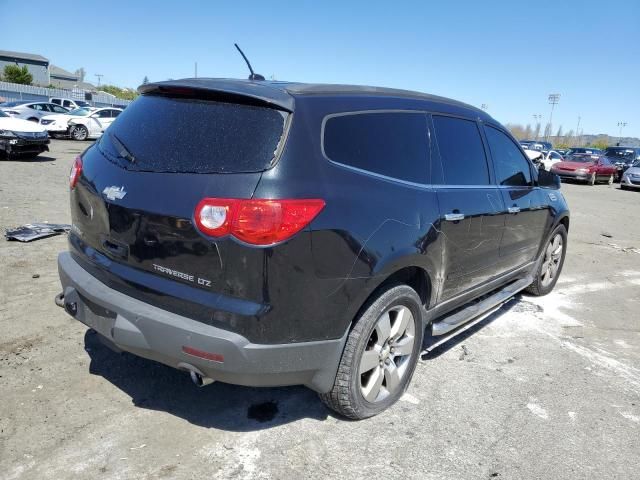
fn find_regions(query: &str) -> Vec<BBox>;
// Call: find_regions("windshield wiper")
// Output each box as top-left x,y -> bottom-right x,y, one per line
109,133 -> 136,163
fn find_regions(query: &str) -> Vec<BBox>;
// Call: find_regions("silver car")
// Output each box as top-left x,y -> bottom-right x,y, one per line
620,161 -> 640,190
0,101 -> 70,122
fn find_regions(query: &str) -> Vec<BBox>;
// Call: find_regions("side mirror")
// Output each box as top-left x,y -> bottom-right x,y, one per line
538,169 -> 561,189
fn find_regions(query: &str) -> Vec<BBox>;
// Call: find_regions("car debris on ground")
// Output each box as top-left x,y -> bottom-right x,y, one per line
5,223 -> 71,242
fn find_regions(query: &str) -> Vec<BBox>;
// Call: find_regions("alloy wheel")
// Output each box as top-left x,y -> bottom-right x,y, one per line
72,126 -> 87,141
541,234 -> 563,287
359,305 -> 416,403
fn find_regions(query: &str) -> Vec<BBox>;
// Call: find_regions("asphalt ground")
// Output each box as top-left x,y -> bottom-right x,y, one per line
1,140 -> 639,479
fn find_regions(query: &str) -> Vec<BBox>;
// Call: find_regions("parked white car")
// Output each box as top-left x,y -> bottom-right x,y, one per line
50,97 -> 92,110
0,110 -> 50,158
40,108 -> 97,137
524,149 -> 564,171
67,108 -> 123,141
539,150 -> 565,171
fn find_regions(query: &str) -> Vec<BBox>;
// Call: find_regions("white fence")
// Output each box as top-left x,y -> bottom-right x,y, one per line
0,81 -> 132,108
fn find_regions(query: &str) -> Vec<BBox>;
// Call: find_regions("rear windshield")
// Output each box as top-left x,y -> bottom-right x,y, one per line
97,94 -> 288,173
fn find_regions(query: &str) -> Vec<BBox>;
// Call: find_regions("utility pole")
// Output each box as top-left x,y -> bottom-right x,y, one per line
533,114 -> 542,141
575,116 -> 581,146
617,121 -> 627,143
94,74 -> 103,86
195,62 -> 198,78
546,93 -> 560,142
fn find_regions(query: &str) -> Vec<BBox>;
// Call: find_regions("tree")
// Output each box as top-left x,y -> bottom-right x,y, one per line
2,65 -> 33,85
589,135 -> 610,150
533,123 -> 541,140
524,124 -> 532,139
505,123 -> 526,140
543,123 -> 552,140
556,125 -> 563,138
97,84 -> 138,101
142,76 -> 149,84
74,67 -> 86,82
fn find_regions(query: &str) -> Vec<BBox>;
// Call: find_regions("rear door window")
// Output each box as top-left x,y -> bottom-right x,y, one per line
485,126 -> 533,187
323,111 -> 429,184
98,95 -> 288,173
432,115 -> 490,185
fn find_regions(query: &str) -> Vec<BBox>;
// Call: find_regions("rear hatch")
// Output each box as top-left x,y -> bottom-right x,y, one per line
69,89 -> 290,305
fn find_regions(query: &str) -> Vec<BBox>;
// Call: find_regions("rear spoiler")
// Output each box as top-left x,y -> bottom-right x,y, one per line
138,79 -> 295,112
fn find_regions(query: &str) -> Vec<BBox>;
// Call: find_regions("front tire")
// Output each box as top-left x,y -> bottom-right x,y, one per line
525,224 -> 567,296
70,125 -> 88,141
320,285 -> 424,419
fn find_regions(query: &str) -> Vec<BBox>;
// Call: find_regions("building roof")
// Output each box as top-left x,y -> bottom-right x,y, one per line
0,49 -> 49,64
140,78 -> 485,116
49,64 -> 78,80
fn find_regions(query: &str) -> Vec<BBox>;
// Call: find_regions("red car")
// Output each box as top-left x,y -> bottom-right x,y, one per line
550,154 -> 617,185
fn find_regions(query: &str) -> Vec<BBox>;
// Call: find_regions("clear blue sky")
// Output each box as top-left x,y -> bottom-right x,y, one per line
2,0 -> 638,137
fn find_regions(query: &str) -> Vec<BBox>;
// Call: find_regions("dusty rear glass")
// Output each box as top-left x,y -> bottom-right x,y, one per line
98,94 -> 288,173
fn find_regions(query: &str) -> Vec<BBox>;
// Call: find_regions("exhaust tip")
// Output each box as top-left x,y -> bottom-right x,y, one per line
189,370 -> 214,387
54,292 -> 65,308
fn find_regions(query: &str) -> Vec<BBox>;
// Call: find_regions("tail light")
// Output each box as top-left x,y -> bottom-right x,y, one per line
194,198 -> 325,246
69,156 -> 83,189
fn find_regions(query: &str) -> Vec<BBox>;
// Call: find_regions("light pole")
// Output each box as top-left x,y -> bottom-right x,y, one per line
617,121 -> 627,143
533,114 -> 542,140
546,93 -> 560,142
575,116 -> 581,146
94,74 -> 103,86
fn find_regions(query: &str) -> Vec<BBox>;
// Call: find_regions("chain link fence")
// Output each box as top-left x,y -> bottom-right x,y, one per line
0,81 -> 132,108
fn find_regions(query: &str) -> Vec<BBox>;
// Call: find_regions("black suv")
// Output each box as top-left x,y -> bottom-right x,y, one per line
602,146 -> 640,181
58,79 -> 569,419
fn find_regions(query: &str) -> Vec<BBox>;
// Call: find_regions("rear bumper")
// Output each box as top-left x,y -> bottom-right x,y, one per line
57,252 -> 346,393
0,137 -> 49,154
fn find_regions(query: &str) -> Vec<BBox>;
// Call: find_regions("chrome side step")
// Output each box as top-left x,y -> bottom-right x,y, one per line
430,276 -> 533,337
423,305 -> 502,353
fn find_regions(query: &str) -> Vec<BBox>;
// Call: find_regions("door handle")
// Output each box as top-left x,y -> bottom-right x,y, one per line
508,206 -> 521,214
444,212 -> 465,222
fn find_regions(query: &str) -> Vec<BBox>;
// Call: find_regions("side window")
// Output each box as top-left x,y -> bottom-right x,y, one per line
432,115 -> 490,185
51,105 -> 68,113
323,112 -> 429,184
51,99 -> 61,105
29,104 -> 41,111
550,152 -> 561,160
485,126 -> 533,187
63,100 -> 73,108
112,110 -> 121,118
97,109 -> 111,118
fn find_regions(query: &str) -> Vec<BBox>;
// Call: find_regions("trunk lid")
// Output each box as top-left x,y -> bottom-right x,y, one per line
69,91 -> 290,293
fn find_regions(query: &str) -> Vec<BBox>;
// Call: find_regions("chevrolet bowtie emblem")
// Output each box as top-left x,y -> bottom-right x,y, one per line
102,186 -> 127,201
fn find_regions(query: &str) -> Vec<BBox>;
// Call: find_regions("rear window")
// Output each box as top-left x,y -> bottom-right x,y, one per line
323,111 -> 429,184
98,95 -> 288,173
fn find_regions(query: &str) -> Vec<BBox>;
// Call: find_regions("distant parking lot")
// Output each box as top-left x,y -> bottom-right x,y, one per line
1,140 -> 639,479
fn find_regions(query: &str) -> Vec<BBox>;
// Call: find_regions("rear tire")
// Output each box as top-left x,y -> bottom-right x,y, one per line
70,125 -> 88,141
525,224 -> 567,296
319,284 -> 424,419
